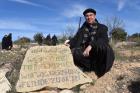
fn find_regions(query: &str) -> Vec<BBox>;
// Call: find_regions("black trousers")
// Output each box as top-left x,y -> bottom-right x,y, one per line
71,48 -> 95,71
71,45 -> 115,78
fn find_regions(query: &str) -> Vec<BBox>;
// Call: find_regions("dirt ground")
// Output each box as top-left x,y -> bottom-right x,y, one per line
0,45 -> 140,93
84,61 -> 140,93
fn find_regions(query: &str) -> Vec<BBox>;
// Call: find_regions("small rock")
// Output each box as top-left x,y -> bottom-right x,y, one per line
106,86 -> 111,91
133,59 -> 136,62
122,84 -> 127,89
45,90 -> 58,93
30,90 -> 58,93
60,90 -> 74,93
80,84 -> 90,90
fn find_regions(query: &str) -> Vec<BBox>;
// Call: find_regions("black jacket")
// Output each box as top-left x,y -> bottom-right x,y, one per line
70,22 -> 115,77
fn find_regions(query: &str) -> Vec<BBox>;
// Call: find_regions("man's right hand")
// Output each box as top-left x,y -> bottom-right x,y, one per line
64,40 -> 70,47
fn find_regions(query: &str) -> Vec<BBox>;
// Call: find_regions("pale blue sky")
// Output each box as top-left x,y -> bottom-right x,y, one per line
0,0 -> 140,41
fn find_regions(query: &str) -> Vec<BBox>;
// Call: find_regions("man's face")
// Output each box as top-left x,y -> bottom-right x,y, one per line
85,12 -> 96,24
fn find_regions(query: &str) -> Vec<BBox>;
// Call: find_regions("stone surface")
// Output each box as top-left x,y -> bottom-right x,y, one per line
16,45 -> 92,92
80,84 -> 90,90
29,90 -> 58,93
0,63 -> 13,93
59,90 -> 74,93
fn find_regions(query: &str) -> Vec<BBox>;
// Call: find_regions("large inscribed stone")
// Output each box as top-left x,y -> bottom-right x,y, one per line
16,45 -> 92,92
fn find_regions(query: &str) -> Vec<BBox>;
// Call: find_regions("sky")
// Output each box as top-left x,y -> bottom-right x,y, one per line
0,0 -> 140,41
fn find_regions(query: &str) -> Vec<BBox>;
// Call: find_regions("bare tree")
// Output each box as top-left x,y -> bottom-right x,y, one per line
59,17 -> 82,43
62,24 -> 76,39
105,16 -> 125,42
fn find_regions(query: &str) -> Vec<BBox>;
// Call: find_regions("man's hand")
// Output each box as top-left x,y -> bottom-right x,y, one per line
64,40 -> 70,47
83,45 -> 92,56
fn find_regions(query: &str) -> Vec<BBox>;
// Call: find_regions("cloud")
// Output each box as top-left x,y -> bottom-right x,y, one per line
0,18 -> 78,36
117,0 -> 140,11
9,0 -> 43,7
0,20 -> 38,30
62,4 -> 87,18
117,0 -> 126,11
128,0 -> 140,10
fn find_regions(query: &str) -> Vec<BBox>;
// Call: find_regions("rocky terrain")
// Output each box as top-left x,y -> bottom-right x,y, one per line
0,44 -> 140,93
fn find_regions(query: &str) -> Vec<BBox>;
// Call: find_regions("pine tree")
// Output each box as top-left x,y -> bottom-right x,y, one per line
52,35 -> 58,46
44,34 -> 52,45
